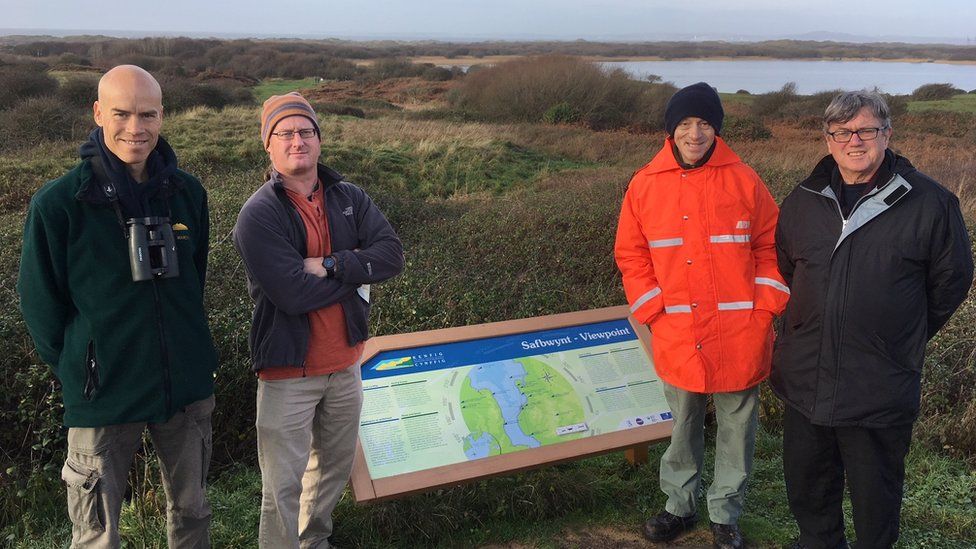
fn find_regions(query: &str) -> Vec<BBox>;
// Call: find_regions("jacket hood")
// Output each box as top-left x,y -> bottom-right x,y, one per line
76,128 -> 181,216
642,136 -> 741,176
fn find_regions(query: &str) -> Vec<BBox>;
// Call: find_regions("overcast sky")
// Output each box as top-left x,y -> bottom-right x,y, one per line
3,0 -> 975,43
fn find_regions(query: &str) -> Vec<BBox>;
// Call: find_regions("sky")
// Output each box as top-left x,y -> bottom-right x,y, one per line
2,0 -> 975,44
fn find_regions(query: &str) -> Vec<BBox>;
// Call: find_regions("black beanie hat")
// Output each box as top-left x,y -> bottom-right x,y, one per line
664,82 -> 724,136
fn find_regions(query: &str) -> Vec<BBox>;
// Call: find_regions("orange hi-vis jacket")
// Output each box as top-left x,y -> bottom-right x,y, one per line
615,136 -> 790,393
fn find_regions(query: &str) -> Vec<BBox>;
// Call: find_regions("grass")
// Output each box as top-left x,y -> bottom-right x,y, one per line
5,427 -> 972,548
2,81 -> 976,547
251,78 -> 322,102
907,93 -> 976,113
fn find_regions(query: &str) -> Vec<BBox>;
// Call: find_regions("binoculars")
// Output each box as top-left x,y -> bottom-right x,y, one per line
127,216 -> 180,281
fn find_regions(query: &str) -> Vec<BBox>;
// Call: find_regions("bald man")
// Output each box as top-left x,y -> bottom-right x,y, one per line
18,65 -> 217,548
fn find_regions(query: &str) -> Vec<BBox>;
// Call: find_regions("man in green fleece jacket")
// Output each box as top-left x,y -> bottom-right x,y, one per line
17,65 -> 217,548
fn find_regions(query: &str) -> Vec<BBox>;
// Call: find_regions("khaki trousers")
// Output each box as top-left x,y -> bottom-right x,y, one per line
256,364 -> 363,549
659,381 -> 759,525
61,395 -> 215,548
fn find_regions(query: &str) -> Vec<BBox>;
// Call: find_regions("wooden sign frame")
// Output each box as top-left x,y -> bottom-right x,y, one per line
350,305 -> 671,503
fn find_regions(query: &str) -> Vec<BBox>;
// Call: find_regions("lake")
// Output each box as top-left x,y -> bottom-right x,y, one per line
600,59 -> 976,95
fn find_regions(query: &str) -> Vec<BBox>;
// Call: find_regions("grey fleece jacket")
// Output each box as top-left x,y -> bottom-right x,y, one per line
232,164 -> 404,371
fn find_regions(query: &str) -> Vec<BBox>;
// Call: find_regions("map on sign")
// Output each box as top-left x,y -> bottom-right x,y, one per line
359,319 -> 671,480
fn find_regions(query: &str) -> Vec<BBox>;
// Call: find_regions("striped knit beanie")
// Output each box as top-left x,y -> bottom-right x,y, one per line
260,92 -> 320,147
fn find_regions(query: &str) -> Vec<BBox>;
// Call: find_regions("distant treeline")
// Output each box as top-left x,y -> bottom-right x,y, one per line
2,36 -> 975,72
0,38 -> 460,81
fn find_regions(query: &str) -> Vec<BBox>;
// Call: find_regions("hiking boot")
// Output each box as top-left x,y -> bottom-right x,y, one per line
710,521 -> 744,549
642,510 -> 697,542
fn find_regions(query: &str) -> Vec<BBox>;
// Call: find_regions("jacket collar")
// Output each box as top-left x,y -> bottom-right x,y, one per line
800,149 -> 914,194
269,163 -> 344,193
642,136 -> 741,175
75,130 -> 182,212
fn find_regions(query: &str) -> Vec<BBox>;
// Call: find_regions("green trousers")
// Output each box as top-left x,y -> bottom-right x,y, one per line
659,381 -> 759,525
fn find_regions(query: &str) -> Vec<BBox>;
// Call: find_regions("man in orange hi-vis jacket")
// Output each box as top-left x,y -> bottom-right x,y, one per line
615,82 -> 790,549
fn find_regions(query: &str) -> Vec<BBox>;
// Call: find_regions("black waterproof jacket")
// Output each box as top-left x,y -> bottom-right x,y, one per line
771,151 -> 973,427
232,164 -> 403,371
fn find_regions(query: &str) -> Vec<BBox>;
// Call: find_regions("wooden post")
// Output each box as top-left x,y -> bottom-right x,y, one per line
624,444 -> 649,466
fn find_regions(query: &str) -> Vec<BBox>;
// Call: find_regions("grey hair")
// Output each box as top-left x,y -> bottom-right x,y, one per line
823,91 -> 892,133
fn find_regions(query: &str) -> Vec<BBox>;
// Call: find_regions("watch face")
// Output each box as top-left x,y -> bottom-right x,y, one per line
324,257 -> 336,269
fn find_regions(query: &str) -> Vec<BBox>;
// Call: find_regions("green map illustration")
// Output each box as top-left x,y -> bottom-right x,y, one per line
459,357 -> 585,458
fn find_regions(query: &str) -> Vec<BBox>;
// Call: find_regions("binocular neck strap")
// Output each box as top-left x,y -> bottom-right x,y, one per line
102,183 -> 128,239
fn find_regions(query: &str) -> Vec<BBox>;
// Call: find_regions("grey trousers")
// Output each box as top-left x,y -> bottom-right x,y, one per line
256,364 -> 363,549
659,381 -> 759,525
61,395 -> 215,549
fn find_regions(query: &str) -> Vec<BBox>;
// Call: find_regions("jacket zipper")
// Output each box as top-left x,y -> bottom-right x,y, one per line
797,185 -> 845,420
83,340 -> 100,400
151,279 -> 173,416
827,245 -> 855,424
797,183 -> 871,423
277,182 -> 313,374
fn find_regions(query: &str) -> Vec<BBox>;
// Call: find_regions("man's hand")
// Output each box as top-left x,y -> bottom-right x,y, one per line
303,257 -> 327,278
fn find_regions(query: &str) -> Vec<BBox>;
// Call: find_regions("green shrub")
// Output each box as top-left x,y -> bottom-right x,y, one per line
451,55 -> 674,132
56,74 -> 99,108
749,82 -> 799,118
542,101 -> 581,125
0,96 -> 92,152
912,83 -> 965,101
56,52 -> 91,67
364,58 -> 423,81
420,65 -> 456,81
157,76 -> 253,113
0,64 -> 58,110
311,102 -> 367,118
750,84 -> 842,121
722,115 -> 772,140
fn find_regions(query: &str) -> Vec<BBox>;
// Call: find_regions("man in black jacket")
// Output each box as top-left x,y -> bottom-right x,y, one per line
773,90 -> 973,548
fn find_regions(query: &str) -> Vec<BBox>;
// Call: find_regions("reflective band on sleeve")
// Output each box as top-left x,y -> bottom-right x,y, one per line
665,305 -> 693,313
755,277 -> 791,295
717,301 -> 754,310
709,234 -> 751,243
648,237 -> 684,248
629,287 -> 662,314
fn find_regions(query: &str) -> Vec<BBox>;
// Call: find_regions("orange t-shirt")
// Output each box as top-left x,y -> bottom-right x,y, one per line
258,183 -> 364,380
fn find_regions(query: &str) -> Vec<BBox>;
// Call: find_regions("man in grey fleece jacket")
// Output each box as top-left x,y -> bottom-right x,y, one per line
233,92 -> 403,548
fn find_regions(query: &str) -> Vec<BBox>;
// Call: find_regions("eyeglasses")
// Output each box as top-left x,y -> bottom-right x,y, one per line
826,127 -> 888,143
271,128 -> 317,141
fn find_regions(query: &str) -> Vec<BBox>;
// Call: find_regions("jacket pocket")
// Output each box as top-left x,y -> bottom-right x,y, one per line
82,340 -> 99,401
61,460 -> 104,531
871,331 -> 920,373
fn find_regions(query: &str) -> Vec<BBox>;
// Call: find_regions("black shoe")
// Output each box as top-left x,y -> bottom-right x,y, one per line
710,522 -> 744,549
642,510 -> 697,542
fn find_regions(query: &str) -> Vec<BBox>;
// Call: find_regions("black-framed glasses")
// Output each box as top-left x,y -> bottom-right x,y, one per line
271,128 -> 317,140
826,127 -> 888,143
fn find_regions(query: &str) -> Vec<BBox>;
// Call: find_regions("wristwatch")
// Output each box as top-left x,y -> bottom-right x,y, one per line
322,255 -> 337,278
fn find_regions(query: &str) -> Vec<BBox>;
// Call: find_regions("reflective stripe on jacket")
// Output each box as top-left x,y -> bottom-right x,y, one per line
615,136 -> 789,392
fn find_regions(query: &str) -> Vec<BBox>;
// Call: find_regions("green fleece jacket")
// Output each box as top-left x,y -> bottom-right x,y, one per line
17,159 -> 217,427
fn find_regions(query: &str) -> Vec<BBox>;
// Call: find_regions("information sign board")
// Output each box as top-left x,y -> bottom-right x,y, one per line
350,305 -> 672,502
